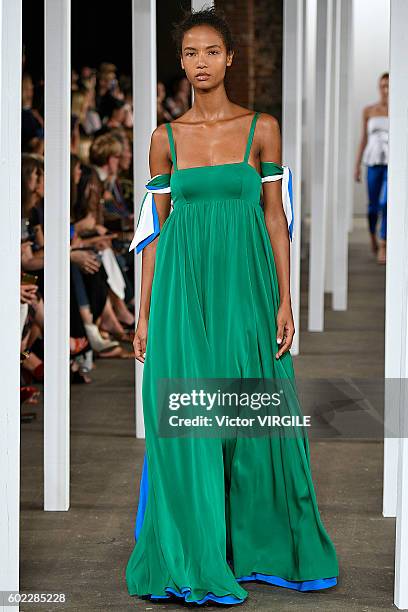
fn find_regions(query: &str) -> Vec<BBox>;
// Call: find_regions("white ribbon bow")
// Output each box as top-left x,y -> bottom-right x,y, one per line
129,177 -> 171,253
261,165 -> 294,241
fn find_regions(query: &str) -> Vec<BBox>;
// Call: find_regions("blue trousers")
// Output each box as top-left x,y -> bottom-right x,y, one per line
366,164 -> 387,240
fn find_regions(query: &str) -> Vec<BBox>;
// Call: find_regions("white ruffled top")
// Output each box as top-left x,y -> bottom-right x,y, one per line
362,115 -> 389,166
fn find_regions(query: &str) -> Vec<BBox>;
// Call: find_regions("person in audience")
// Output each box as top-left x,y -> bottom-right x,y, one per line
157,81 -> 173,125
21,154 -> 44,296
21,73 -> 44,154
165,75 -> 191,118
72,87 -> 102,137
88,135 -> 135,331
101,129 -> 134,223
20,54 -> 141,394
94,98 -> 127,138
71,162 -> 135,354
96,69 -> 118,121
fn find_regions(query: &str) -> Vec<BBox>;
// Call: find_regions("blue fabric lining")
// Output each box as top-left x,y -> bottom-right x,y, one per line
133,452 -> 337,604
149,587 -> 245,605
135,193 -> 161,253
287,167 -> 294,240
237,573 -> 337,591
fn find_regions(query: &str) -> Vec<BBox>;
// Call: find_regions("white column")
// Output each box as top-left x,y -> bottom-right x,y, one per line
132,0 -> 157,438
331,0 -> 353,311
324,1 -> 337,296
303,0 -> 316,262
44,0 -> 71,511
283,0 -> 303,356
0,0 -> 22,608
395,429 -> 408,610
308,0 -> 333,331
389,1 -> 408,607
383,0 -> 404,521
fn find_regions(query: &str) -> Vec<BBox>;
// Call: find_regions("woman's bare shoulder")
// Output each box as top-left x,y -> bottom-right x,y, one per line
256,112 -> 281,150
149,124 -> 171,167
151,123 -> 170,142
363,103 -> 385,118
257,112 -> 280,131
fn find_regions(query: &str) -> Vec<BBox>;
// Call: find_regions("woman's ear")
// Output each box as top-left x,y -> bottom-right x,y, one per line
226,51 -> 234,67
180,57 -> 185,71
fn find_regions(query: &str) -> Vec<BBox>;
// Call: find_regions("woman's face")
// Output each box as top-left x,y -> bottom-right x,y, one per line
157,82 -> 166,102
113,107 -> 126,125
379,77 -> 389,103
73,162 -> 82,185
180,25 -> 233,90
108,152 -> 121,175
27,168 -> 38,193
36,170 -> 44,198
120,139 -> 132,171
22,76 -> 34,106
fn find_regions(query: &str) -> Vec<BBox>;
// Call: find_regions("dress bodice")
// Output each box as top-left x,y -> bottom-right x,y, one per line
169,161 -> 262,210
128,112 -> 294,253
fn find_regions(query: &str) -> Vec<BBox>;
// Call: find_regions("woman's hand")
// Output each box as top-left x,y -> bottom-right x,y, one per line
354,164 -> 361,182
21,241 -> 34,264
95,224 -> 108,235
133,318 -> 148,363
71,234 -> 83,248
74,212 -> 96,234
20,284 -> 38,305
275,300 -> 295,359
70,249 -> 101,274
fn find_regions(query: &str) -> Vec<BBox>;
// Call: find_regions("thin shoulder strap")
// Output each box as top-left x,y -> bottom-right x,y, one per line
244,111 -> 260,163
165,122 -> 178,170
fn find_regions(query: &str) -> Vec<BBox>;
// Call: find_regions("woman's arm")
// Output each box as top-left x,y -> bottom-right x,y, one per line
354,106 -> 369,182
258,113 -> 295,358
32,224 -> 44,249
29,207 -> 44,249
133,124 -> 172,362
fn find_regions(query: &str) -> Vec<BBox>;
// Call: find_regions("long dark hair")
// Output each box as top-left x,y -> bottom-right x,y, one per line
21,153 -> 38,218
70,153 -> 81,212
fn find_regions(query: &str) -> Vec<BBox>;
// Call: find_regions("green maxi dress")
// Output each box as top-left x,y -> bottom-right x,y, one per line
125,112 -> 339,605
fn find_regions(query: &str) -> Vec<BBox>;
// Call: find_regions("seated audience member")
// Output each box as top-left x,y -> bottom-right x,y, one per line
72,146 -> 135,345
157,81 -> 173,125
21,73 -> 44,154
165,75 -> 191,119
94,98 -> 126,138
21,154 -> 44,296
72,87 -> 102,138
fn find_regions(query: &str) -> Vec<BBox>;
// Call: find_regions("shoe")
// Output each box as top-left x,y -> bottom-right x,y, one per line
20,386 -> 41,404
102,328 -> 135,344
84,323 -> 120,353
21,359 -> 44,384
70,337 -> 89,356
71,370 -> 92,384
21,411 -> 37,423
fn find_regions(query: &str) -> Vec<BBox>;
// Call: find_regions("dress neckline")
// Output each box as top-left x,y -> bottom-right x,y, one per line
171,160 -> 262,181
165,112 -> 260,173
367,115 -> 388,122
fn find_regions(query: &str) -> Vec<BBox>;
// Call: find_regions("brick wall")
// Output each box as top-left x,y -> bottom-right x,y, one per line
216,0 -> 283,123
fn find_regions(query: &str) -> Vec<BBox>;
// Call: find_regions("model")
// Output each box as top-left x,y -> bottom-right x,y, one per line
125,7 -> 339,606
355,72 -> 389,265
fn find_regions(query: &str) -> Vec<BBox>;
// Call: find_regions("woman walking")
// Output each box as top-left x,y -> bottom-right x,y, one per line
125,7 -> 338,605
355,72 -> 389,264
